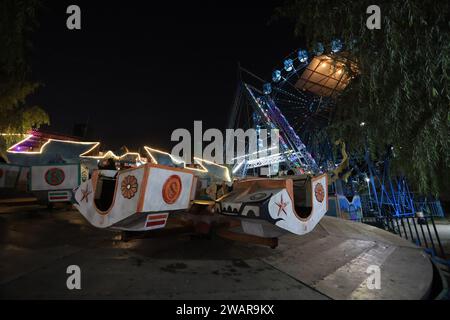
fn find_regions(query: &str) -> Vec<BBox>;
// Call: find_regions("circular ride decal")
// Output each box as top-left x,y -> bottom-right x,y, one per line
162,175 -> 182,204
314,182 -> 325,203
121,175 -> 139,199
45,168 -> 65,186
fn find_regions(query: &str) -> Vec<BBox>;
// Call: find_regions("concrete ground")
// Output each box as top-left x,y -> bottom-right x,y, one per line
0,199 -> 435,300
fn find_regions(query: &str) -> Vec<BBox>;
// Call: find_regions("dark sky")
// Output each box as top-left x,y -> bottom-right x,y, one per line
29,1 -> 300,151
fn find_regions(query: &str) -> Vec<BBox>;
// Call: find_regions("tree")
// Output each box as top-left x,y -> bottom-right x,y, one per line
0,0 -> 49,159
275,0 -> 450,195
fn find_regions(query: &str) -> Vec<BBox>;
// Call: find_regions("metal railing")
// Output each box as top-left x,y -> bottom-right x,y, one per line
362,211 -> 446,259
360,193 -> 445,218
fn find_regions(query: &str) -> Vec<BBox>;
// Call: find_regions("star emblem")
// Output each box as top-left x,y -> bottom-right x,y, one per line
275,194 -> 289,216
80,186 -> 92,203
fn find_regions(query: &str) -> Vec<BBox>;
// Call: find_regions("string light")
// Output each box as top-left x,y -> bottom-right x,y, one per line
82,150 -> 144,162
7,135 -> 144,163
194,157 -> 231,182
0,133 -> 27,136
7,135 -> 100,156
144,146 -> 231,181
144,146 -> 186,165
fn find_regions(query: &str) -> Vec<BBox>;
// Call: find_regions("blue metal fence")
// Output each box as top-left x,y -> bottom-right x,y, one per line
360,193 -> 445,218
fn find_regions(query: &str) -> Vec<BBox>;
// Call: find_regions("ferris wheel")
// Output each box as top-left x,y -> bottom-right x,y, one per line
230,39 -> 356,176
267,40 -> 356,161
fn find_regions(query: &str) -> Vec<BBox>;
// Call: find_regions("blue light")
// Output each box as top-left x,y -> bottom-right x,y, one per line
272,70 -> 281,82
348,39 -> 357,50
331,39 -> 343,53
298,49 -> 308,63
314,42 -> 324,56
284,59 -> 294,72
263,83 -> 272,95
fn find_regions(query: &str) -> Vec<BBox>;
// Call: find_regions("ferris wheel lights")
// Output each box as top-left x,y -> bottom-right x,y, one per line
263,83 -> 272,95
284,59 -> 294,72
298,49 -> 308,63
331,39 -> 343,53
314,42 -> 324,56
272,70 -> 282,82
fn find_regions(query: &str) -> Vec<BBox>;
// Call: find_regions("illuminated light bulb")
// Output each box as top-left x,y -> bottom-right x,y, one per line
298,49 -> 308,63
331,39 -> 343,53
284,59 -> 294,72
272,70 -> 282,82
263,83 -> 272,95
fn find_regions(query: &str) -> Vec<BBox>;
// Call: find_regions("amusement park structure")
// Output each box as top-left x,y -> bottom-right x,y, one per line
227,40 -> 445,230
0,41 -> 445,257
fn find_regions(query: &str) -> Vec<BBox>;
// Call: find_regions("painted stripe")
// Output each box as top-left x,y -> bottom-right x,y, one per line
144,213 -> 168,229
137,165 -> 150,212
146,220 -> 166,227
148,214 -> 168,220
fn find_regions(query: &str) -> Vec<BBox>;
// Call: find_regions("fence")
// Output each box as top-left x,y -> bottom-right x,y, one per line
362,211 -> 446,259
360,193 -> 445,218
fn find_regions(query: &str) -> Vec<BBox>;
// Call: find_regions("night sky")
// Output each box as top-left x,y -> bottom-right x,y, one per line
29,1 -> 300,152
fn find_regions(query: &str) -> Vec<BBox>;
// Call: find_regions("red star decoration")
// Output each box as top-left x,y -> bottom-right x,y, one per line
80,186 -> 92,203
275,194 -> 289,216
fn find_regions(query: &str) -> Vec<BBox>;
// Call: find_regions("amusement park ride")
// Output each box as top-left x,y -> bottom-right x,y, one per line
0,40 -> 444,249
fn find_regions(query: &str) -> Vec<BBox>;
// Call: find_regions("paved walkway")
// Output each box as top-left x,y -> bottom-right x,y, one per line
0,203 -> 433,299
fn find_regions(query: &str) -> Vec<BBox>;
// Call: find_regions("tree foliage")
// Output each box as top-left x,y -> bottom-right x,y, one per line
0,0 -> 49,158
275,0 -> 450,195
